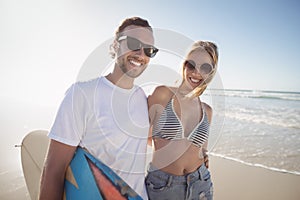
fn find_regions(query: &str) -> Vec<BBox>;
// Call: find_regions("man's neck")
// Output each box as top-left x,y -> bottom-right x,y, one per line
105,70 -> 134,89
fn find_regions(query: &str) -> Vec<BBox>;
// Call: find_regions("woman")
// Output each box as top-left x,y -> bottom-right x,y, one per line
146,41 -> 218,200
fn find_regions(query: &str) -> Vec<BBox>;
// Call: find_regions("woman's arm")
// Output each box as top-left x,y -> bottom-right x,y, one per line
202,102 -> 213,168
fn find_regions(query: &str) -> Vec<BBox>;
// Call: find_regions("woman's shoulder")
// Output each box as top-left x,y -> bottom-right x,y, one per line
148,85 -> 177,105
201,102 -> 212,111
153,85 -> 177,94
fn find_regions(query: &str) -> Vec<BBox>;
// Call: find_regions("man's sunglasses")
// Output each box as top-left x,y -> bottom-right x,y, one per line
185,60 -> 214,75
118,36 -> 159,58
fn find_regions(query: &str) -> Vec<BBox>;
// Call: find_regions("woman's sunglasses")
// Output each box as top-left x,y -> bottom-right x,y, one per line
184,60 -> 214,75
118,36 -> 159,58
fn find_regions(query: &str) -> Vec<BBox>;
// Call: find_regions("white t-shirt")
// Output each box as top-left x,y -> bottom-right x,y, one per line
49,76 -> 149,199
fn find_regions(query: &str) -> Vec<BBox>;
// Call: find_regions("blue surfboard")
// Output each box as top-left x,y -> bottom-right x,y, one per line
64,148 -> 143,200
21,130 -> 142,200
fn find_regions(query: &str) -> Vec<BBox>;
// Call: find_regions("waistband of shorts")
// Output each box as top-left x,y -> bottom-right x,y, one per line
147,163 -> 207,183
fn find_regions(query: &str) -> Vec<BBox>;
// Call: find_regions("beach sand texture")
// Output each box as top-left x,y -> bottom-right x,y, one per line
1,155 -> 299,200
210,156 -> 300,200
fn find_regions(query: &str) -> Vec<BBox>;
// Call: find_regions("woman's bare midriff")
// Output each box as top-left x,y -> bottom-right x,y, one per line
152,138 -> 205,176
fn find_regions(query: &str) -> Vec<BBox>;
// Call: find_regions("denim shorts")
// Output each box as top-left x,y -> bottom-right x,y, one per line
145,163 -> 213,200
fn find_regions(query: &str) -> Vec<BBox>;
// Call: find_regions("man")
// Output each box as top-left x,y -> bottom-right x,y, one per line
39,16 -> 158,200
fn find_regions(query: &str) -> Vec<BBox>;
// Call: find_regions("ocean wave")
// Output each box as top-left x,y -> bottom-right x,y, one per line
205,89 -> 300,101
0,170 -> 9,176
224,111 -> 300,129
210,152 -> 300,176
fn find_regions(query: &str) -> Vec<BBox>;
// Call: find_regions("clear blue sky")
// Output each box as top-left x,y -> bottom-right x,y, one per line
1,0 -> 300,106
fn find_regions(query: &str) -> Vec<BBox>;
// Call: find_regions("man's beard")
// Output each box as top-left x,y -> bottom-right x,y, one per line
118,57 -> 146,78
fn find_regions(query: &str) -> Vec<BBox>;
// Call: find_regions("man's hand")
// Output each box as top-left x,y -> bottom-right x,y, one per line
204,154 -> 209,169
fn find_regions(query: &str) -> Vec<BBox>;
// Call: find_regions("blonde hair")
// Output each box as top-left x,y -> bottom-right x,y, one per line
182,41 -> 219,97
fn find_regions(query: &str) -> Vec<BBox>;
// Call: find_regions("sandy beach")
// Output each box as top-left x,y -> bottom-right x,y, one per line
210,156 -> 300,200
0,170 -> 30,200
1,155 -> 299,200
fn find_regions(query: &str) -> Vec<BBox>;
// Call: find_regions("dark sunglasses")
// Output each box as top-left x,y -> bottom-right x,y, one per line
184,60 -> 214,75
118,36 -> 159,58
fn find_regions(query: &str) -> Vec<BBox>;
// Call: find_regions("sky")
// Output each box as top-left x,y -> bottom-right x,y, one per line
1,0 -> 300,107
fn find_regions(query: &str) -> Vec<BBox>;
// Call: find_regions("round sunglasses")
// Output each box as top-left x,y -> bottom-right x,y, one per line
118,36 -> 159,58
184,60 -> 214,75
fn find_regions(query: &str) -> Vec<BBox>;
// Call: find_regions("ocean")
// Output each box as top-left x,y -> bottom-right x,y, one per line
204,89 -> 300,175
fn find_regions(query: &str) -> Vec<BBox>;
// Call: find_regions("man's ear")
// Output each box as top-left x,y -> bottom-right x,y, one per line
109,39 -> 120,58
112,39 -> 120,51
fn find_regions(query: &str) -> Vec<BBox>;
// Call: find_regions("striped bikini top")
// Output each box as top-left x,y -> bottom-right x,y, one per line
152,98 -> 210,148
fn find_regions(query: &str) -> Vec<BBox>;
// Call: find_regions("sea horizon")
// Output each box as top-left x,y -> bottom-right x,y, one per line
211,88 -> 300,93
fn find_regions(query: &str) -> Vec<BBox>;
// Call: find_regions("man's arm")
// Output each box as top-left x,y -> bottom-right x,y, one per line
202,141 -> 209,168
39,139 -> 77,200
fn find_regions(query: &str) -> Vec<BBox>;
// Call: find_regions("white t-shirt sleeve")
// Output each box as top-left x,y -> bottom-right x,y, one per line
48,83 -> 89,146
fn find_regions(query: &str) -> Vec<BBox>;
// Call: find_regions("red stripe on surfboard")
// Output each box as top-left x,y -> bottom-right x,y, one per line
87,159 -> 126,200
